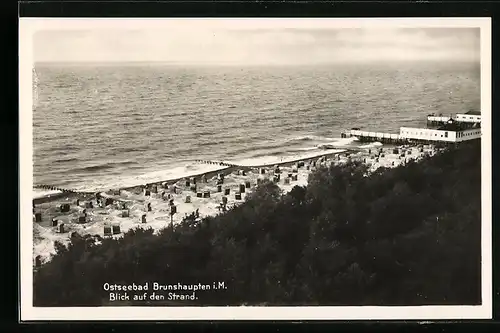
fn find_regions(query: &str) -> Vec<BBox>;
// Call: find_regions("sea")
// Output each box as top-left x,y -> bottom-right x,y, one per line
32,61 -> 480,193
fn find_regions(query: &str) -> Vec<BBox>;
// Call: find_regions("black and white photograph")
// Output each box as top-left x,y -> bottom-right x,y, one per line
20,18 -> 491,320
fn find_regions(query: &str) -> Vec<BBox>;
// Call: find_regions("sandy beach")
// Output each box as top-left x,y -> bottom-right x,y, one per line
32,143 -> 437,265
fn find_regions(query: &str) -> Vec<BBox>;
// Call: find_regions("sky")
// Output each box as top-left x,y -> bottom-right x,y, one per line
33,24 -> 480,65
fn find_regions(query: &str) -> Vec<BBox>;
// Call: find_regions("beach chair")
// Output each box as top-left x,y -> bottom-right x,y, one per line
60,204 -> 70,213
35,255 -> 42,268
104,226 -> 112,236
112,225 -> 121,235
34,212 -> 42,222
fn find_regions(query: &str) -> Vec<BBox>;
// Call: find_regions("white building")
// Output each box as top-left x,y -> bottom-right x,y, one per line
416,111 -> 481,142
455,113 -> 481,123
400,126 -> 481,143
343,112 -> 481,144
427,110 -> 481,126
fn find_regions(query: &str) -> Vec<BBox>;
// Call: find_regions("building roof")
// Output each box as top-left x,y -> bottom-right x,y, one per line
466,110 -> 481,115
438,120 -> 468,131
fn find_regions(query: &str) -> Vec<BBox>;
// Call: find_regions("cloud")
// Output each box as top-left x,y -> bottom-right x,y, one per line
33,27 -> 480,64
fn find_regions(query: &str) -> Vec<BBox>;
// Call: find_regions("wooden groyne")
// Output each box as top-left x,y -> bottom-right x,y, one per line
194,159 -> 239,168
33,184 -> 94,204
34,184 -> 83,194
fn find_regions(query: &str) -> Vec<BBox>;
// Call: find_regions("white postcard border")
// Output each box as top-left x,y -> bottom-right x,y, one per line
19,17 -> 492,321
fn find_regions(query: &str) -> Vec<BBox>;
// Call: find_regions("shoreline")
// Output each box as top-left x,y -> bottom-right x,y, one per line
33,147 -> 352,205
32,143 -> 436,266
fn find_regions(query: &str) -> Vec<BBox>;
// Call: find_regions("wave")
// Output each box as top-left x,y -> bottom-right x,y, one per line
359,142 -> 384,148
53,157 -> 78,163
39,147 -> 350,193
33,189 -> 63,199
72,162 -> 229,192
314,137 -> 359,150
222,140 -> 296,157
46,145 -> 80,153
330,137 -> 359,146
227,149 -> 346,168
69,161 -> 136,173
297,146 -> 320,151
52,83 -> 73,89
287,135 -> 337,143
112,146 -> 153,154
193,134 -> 340,158
316,144 -> 341,150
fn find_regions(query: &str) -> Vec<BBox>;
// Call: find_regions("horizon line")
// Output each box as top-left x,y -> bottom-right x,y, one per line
34,59 -> 481,66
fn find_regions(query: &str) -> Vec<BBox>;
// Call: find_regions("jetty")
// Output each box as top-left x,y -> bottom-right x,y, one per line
341,111 -> 481,144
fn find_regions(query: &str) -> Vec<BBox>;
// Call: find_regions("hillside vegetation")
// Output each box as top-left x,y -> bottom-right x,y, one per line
33,141 -> 482,306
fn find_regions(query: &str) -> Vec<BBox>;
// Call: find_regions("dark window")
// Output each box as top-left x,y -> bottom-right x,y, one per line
445,132 -> 448,138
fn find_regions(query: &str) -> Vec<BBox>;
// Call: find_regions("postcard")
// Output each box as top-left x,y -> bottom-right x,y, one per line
19,17 -> 492,321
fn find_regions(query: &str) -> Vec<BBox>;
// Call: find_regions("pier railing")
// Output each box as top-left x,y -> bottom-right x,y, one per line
341,129 -> 403,143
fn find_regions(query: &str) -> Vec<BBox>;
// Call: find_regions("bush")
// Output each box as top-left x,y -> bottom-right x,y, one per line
33,141 -> 482,306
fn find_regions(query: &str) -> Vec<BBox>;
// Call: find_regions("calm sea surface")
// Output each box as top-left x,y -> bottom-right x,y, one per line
32,61 -> 480,191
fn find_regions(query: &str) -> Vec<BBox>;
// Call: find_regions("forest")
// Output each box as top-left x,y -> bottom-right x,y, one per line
33,141 -> 482,307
